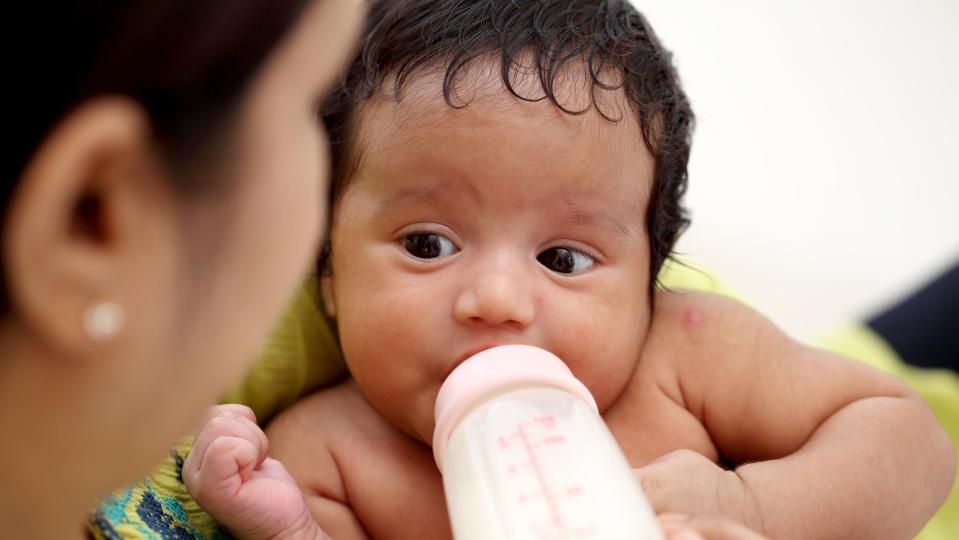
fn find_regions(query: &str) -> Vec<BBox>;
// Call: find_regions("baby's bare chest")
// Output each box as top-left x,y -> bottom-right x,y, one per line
331,397 -> 451,540
603,381 -> 719,466
335,383 -> 715,539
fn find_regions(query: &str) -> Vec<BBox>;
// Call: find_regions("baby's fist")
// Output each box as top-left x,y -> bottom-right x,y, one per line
183,405 -> 323,540
635,449 -> 762,534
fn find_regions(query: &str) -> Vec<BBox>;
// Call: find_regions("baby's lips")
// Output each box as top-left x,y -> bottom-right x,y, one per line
443,341 -> 557,383
443,343 -> 501,382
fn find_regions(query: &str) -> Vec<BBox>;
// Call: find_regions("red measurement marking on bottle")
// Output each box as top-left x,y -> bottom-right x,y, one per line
542,435 -> 565,445
535,415 -> 557,429
516,423 -> 567,533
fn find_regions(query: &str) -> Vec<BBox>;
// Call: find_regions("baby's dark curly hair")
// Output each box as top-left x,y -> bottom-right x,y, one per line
322,0 -> 694,284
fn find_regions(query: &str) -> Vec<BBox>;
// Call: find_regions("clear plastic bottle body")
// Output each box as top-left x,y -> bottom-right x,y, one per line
440,386 -> 664,540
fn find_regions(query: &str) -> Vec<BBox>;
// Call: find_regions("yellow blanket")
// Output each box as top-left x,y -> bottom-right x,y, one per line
89,265 -> 959,538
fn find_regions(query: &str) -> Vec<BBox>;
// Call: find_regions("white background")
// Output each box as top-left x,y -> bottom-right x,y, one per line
638,0 -> 959,340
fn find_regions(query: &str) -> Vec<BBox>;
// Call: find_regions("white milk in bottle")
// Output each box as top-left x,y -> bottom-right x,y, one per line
433,345 -> 664,540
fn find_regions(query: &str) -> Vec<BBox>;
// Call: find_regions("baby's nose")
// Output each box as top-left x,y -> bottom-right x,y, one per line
453,261 -> 535,330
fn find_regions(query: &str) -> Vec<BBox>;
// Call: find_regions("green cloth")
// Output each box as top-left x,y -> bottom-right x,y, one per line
89,264 -> 958,538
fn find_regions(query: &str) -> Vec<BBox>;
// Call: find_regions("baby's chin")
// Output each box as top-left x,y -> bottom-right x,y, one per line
376,400 -> 435,447
395,414 -> 435,447
351,379 -> 438,444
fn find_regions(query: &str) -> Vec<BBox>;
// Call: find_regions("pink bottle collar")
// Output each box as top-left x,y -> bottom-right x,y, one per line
432,344 -> 598,471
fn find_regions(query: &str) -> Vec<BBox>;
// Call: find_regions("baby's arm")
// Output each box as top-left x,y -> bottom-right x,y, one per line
641,291 -> 955,540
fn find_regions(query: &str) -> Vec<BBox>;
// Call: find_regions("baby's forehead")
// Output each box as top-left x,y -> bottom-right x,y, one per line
338,54 -> 654,224
352,56 -> 651,172
358,90 -> 649,184
346,92 -> 650,228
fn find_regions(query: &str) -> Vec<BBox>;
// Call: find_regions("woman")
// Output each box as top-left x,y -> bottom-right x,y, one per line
0,1 -> 363,537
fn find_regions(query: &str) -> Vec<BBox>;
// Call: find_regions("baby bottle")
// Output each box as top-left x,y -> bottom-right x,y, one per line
433,345 -> 664,540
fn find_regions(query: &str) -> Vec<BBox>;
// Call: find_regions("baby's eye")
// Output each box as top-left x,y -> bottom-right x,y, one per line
537,247 -> 596,275
403,233 -> 459,260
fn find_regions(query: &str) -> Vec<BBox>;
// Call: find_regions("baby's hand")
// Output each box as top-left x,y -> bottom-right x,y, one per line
635,450 -> 763,535
658,513 -> 769,540
183,405 -> 327,540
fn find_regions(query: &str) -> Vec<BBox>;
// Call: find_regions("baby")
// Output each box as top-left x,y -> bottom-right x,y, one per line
183,1 -> 955,539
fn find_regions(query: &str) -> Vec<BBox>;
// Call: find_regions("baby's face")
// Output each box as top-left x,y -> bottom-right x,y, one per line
326,73 -> 655,444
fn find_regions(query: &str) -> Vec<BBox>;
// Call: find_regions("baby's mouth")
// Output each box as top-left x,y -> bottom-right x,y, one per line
444,343 -> 503,381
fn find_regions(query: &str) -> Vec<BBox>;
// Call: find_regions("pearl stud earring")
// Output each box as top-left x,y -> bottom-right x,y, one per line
83,302 -> 125,342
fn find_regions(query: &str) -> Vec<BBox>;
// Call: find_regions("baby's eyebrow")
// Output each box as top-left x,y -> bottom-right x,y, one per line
375,181 -> 478,211
376,182 -> 638,240
554,204 -> 638,241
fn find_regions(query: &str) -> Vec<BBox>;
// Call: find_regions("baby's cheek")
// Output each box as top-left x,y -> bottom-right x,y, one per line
584,361 -> 636,412
568,317 -> 647,411
341,309 -> 435,427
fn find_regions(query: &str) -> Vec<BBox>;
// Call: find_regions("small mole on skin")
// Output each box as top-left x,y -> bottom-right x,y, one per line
684,307 -> 704,326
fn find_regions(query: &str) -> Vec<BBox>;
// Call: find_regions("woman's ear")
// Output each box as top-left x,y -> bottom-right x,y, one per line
3,96 -> 178,359
319,243 -> 336,319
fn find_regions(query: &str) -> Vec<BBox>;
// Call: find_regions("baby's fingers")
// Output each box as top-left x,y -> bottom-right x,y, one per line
183,414 -> 269,491
183,436 -> 257,510
634,463 -> 674,512
634,449 -> 728,516
185,412 -> 268,483
658,514 -> 768,540
196,436 -> 258,493
196,404 -> 258,430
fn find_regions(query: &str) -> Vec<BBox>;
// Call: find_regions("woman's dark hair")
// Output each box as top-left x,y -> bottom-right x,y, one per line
322,0 -> 694,286
3,0 -> 307,310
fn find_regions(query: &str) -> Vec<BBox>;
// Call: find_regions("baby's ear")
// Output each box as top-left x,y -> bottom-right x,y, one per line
319,243 -> 336,319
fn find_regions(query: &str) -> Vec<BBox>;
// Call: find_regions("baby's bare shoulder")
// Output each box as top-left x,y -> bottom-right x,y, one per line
637,290 -> 788,423
267,381 -> 372,445
608,291 -> 765,460
265,382 -> 377,503
643,289 -> 780,363
270,383 -> 450,538
650,288 -> 765,331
